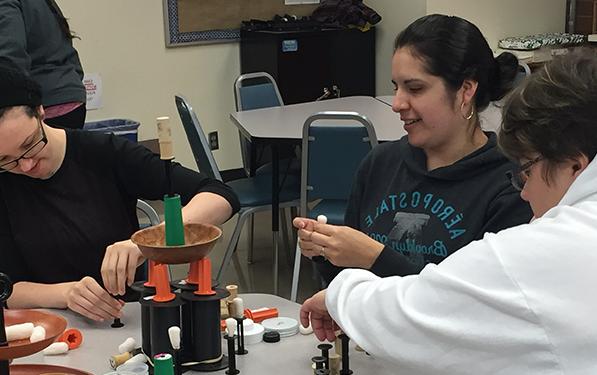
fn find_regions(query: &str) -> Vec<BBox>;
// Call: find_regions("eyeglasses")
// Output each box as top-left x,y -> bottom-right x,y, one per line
0,118 -> 47,173
506,156 -> 543,191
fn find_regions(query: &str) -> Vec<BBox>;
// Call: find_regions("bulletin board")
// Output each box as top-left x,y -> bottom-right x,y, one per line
163,0 -> 319,47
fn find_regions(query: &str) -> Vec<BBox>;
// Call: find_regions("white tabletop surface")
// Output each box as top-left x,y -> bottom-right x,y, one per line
230,96 -> 405,142
375,95 -> 393,106
14,293 -> 392,374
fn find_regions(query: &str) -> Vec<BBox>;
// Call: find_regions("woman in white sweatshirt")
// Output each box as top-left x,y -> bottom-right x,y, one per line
300,50 -> 597,374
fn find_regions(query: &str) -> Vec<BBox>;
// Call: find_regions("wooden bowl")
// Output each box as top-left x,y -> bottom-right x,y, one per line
0,309 -> 67,360
9,364 -> 93,375
131,223 -> 222,264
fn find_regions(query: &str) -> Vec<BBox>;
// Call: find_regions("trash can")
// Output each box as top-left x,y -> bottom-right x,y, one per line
83,119 -> 140,142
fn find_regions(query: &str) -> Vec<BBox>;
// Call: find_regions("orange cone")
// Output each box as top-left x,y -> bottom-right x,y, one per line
153,263 -> 175,302
194,257 -> 216,296
144,260 -> 157,288
186,260 -> 200,285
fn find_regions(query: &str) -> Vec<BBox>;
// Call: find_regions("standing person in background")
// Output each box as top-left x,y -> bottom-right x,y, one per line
0,0 -> 86,129
294,14 -> 532,283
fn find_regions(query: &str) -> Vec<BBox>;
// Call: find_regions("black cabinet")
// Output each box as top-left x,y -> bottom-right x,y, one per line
240,27 -> 376,104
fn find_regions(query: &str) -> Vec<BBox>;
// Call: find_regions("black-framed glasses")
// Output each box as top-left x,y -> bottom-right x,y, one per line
0,118 -> 47,173
506,156 -> 543,191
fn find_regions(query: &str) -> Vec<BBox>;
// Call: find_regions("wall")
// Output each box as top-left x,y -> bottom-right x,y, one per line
426,0 -> 567,50
59,0 -> 241,171
59,0 -> 566,170
368,0 -> 426,95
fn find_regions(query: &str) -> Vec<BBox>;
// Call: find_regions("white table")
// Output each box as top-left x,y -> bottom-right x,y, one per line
14,294 -> 391,374
375,95 -> 393,107
230,96 -> 404,143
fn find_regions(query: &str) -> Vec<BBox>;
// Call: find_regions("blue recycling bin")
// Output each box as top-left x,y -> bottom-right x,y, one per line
83,119 -> 140,142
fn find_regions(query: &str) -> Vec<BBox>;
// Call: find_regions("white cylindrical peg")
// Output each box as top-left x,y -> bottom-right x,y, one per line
42,341 -> 69,355
168,326 -> 181,350
118,337 -> 137,354
6,322 -> 34,341
317,215 -> 328,224
232,297 -> 244,319
124,353 -> 148,364
225,318 -> 237,337
29,325 -> 46,343
157,116 -> 174,160
299,322 -> 313,335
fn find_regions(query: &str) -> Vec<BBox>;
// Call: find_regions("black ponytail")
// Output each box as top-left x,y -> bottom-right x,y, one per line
489,52 -> 519,101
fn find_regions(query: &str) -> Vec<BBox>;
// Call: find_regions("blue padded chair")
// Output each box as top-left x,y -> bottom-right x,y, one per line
234,72 -> 300,264
290,111 -> 378,301
175,95 -> 300,293
513,62 -> 531,87
234,72 -> 300,175
234,72 -> 285,176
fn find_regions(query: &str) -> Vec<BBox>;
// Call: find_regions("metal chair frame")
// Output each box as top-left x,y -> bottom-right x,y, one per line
234,72 -> 296,267
175,95 -> 299,294
290,111 -> 378,301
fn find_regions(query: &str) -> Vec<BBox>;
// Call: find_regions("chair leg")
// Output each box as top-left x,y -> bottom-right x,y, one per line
215,211 -> 249,285
290,206 -> 299,246
272,231 -> 280,295
231,249 -> 249,290
247,213 -> 255,264
290,241 -> 302,302
280,208 -> 292,266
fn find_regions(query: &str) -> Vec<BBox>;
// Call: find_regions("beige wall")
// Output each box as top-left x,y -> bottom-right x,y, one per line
426,0 -> 567,50
59,0 -> 241,171
368,0 -> 426,95
58,0 -> 566,170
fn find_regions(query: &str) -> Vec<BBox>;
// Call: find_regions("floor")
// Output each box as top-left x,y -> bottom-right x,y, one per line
149,207 -> 322,303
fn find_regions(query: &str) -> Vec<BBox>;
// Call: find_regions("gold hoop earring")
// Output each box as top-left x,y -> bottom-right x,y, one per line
460,102 -> 474,120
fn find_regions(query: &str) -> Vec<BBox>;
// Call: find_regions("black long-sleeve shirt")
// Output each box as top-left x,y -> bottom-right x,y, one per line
316,133 -> 533,283
0,130 -> 239,288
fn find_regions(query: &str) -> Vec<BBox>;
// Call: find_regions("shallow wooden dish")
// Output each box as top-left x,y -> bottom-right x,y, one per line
9,364 -> 93,375
0,309 -> 67,360
131,223 -> 222,264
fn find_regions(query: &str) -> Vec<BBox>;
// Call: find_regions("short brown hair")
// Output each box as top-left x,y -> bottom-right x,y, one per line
499,49 -> 597,183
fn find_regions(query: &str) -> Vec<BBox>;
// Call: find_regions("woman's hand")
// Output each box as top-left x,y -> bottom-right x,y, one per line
300,290 -> 337,342
101,239 -> 145,296
293,217 -> 384,269
63,277 -> 124,321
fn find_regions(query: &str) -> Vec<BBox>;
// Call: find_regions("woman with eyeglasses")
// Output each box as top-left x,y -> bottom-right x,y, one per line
0,60 -> 241,321
294,15 -> 532,283
300,50 -> 597,373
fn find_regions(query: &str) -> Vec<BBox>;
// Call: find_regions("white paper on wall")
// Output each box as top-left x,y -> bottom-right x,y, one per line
83,73 -> 103,110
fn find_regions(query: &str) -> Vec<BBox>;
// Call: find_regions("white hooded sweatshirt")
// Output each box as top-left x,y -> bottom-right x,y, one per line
327,158 -> 597,374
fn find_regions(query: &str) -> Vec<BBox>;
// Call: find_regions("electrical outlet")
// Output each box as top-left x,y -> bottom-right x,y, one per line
208,131 -> 219,150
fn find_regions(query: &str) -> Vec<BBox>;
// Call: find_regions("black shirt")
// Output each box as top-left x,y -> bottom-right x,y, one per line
317,133 -> 533,283
0,130 -> 239,287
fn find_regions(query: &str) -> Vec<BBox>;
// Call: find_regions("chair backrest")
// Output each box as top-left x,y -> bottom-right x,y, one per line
174,95 -> 223,181
136,199 -> 160,227
513,62 -> 531,87
234,72 -> 286,175
300,111 -> 378,216
234,72 -> 284,111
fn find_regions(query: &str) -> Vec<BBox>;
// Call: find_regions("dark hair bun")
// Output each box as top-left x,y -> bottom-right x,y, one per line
490,52 -> 519,101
